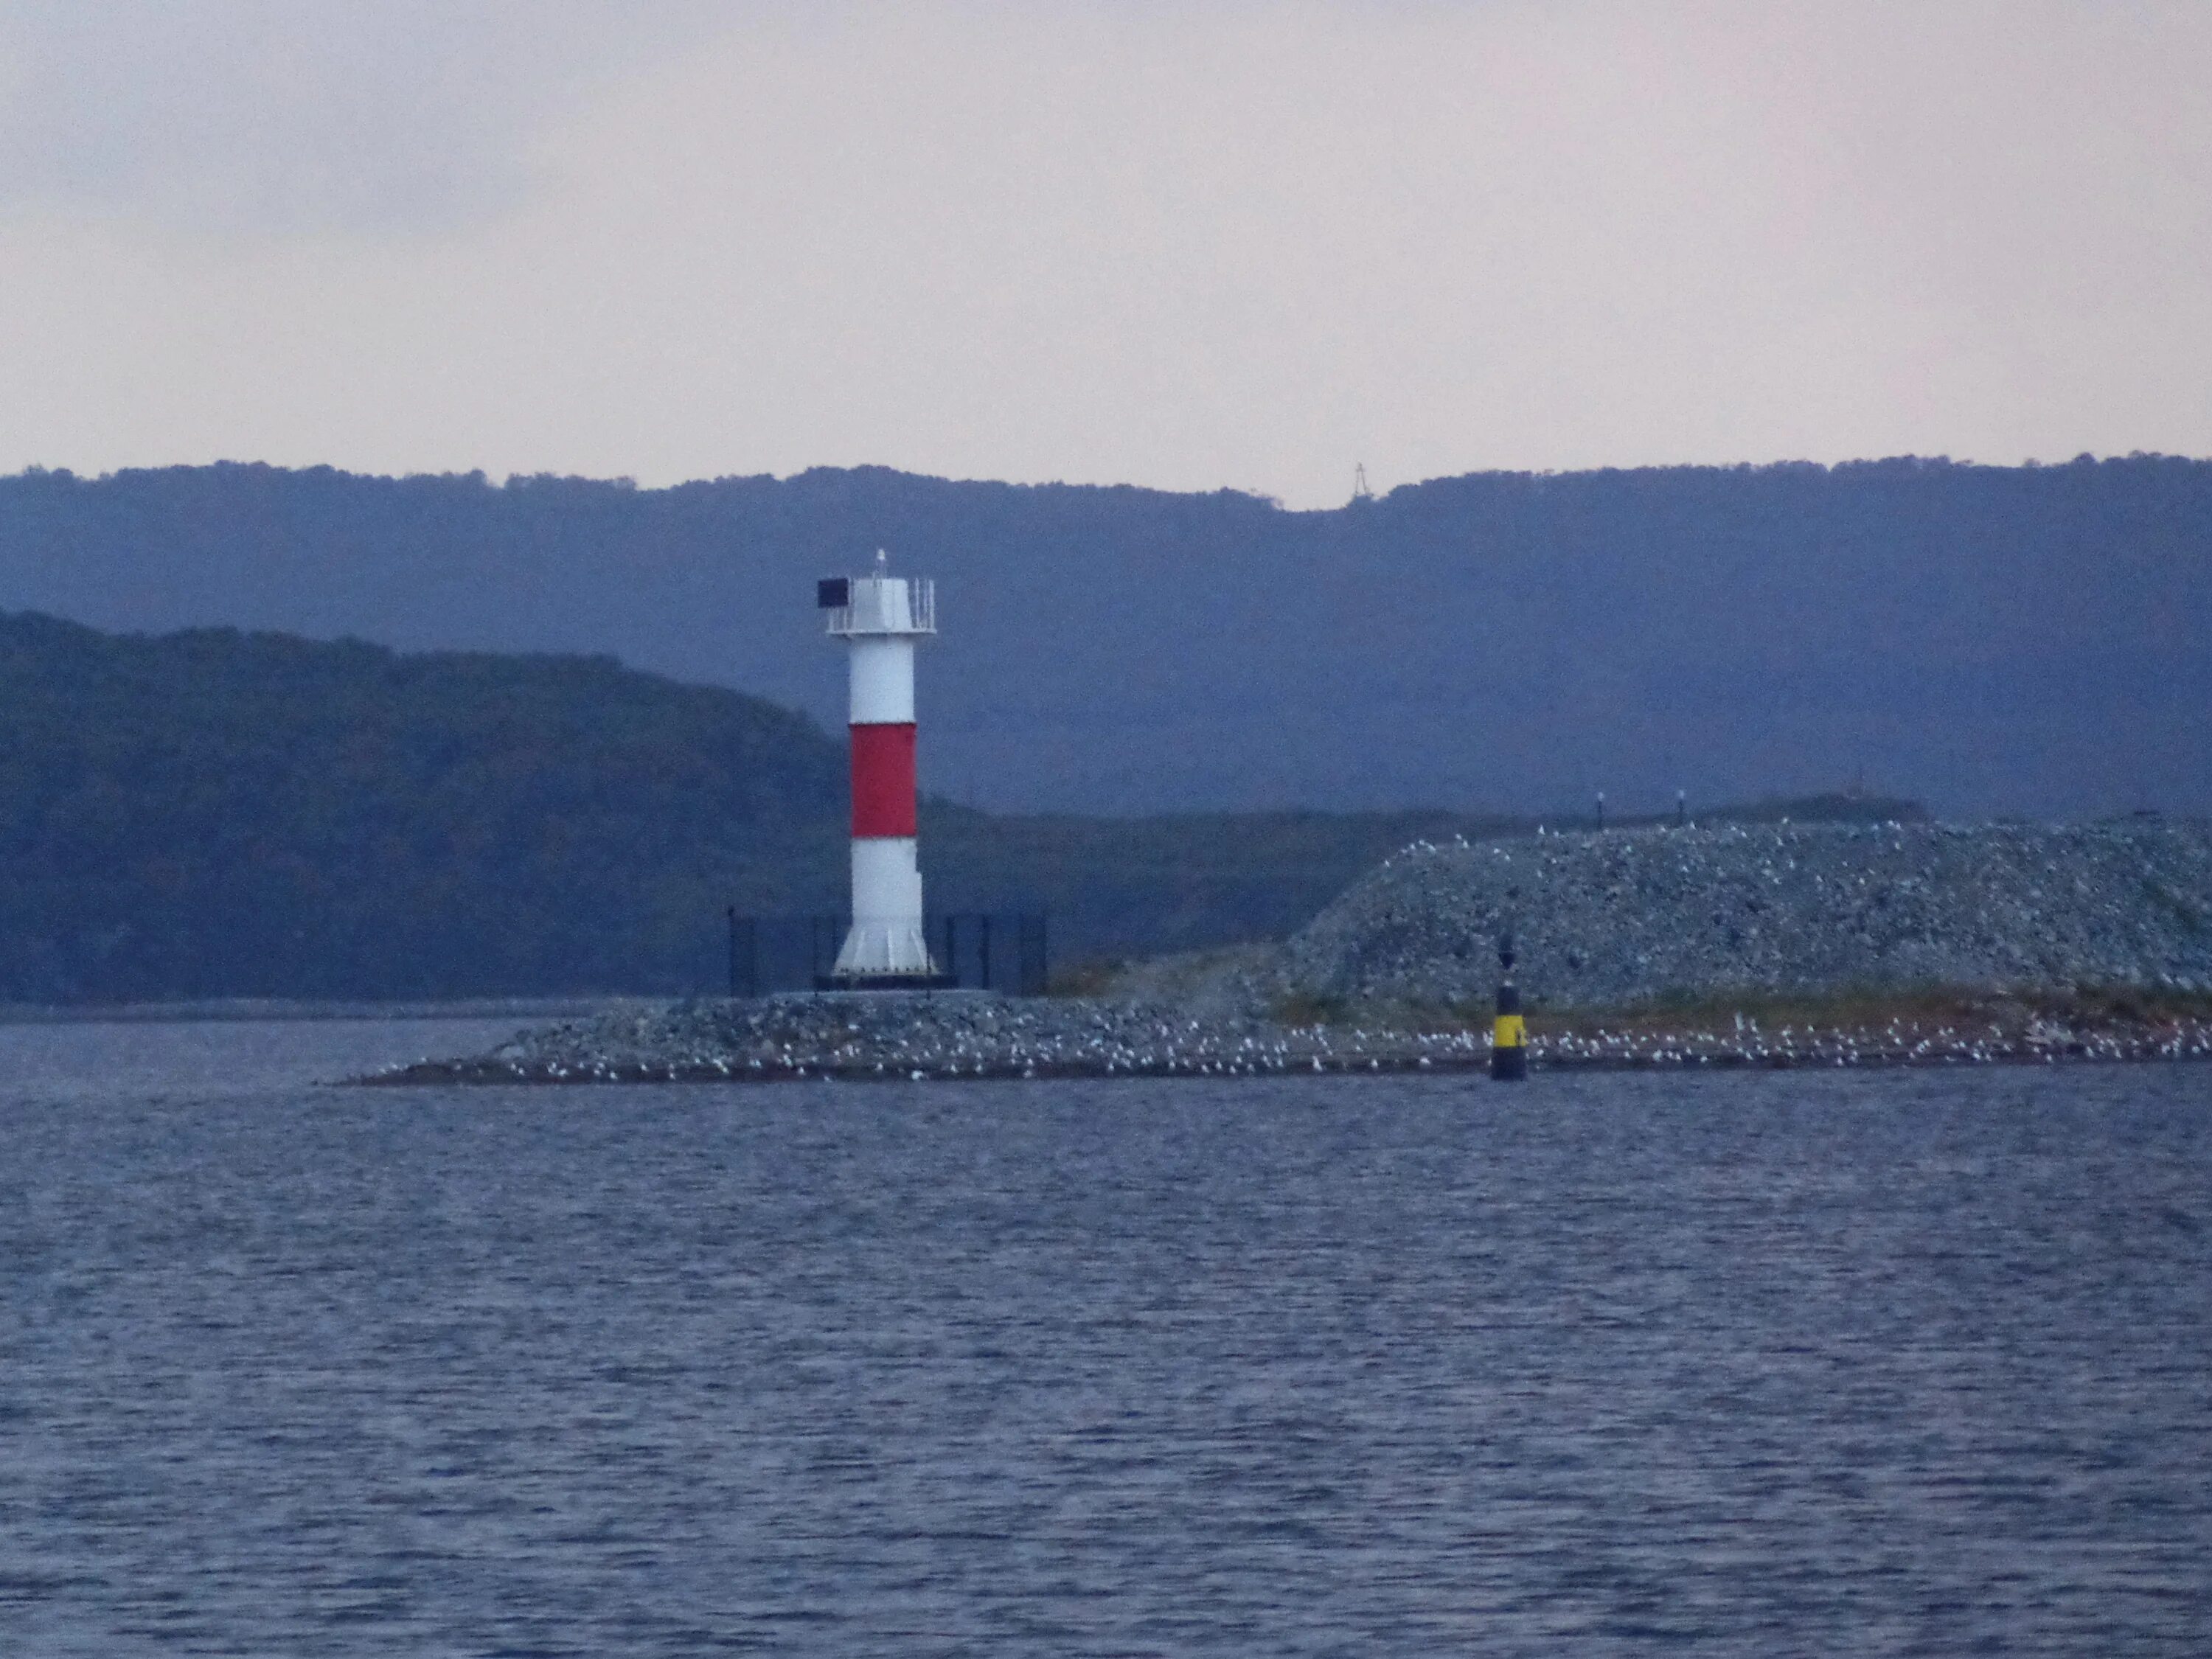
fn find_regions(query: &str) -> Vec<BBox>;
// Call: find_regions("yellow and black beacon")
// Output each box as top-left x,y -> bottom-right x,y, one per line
1491,932 -> 1528,1082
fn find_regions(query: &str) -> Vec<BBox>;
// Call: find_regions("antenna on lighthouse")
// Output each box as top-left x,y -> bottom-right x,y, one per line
815,548 -> 947,989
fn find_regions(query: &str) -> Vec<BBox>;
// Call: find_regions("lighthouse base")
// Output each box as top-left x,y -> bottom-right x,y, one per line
814,972 -> 960,992
834,839 -> 938,981
832,917 -> 936,978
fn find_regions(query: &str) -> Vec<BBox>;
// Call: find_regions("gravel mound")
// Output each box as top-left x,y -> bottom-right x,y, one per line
1282,819 -> 2212,1009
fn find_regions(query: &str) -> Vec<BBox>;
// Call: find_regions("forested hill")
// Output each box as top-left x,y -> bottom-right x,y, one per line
0,613 -> 1924,1001
0,613 -> 849,1000
1,455 -> 2205,821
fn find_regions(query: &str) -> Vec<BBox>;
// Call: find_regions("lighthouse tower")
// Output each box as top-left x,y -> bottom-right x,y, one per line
818,551 -> 942,985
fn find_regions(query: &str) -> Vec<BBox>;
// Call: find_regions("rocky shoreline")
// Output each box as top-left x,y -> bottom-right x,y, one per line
359,989 -> 2212,1085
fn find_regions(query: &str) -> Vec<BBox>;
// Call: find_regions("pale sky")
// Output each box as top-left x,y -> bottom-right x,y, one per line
1,0 -> 2206,507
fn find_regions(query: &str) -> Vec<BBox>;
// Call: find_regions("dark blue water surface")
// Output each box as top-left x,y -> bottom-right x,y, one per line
3,1020 -> 2209,1655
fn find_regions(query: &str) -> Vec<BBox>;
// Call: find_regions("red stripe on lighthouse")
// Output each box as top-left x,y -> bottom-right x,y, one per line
849,722 -> 917,838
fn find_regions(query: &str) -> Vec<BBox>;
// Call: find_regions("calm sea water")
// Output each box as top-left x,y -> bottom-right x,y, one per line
2,1019 -> 2208,1656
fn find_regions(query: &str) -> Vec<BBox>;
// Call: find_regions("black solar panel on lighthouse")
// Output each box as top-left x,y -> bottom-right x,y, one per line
816,578 -> 849,609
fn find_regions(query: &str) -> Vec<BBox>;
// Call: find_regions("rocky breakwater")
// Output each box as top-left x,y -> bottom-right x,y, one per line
364,992 -> 1492,1085
1281,818 -> 2212,1009
361,983 -> 2212,1084
361,820 -> 2212,1087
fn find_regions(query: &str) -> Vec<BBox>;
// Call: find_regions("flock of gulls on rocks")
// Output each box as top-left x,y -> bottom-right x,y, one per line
363,990 -> 2212,1087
